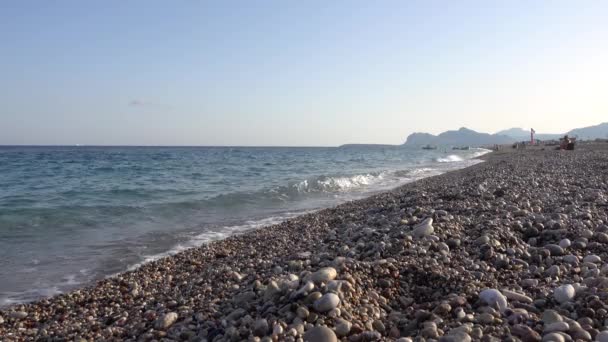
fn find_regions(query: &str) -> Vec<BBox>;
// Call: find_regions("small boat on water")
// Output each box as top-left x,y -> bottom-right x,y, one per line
452,146 -> 470,150
422,144 -> 437,150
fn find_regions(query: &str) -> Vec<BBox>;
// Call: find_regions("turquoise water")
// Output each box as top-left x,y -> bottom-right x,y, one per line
0,145 -> 488,305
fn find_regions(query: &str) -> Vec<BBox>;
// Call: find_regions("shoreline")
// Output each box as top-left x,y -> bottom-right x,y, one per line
119,154 -> 487,277
0,150 -> 489,308
2,143 -> 608,341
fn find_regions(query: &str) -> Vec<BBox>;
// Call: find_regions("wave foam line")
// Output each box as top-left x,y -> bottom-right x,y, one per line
436,155 -> 464,163
123,212 -> 306,273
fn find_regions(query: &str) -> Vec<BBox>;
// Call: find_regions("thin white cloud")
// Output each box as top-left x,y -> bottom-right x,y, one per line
128,100 -> 172,109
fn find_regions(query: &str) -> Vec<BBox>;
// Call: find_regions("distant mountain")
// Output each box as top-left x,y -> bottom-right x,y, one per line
495,128 -> 530,139
567,122 -> 608,140
402,121 -> 607,147
403,133 -> 437,146
404,127 -> 515,146
495,128 -> 562,141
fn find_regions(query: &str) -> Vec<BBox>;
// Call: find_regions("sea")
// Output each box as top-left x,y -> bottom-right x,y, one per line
0,145 -> 489,306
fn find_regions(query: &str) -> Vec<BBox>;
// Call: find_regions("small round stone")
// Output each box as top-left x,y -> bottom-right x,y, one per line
311,267 -> 338,284
479,289 -> 508,312
543,322 -> 569,333
596,330 -> 608,342
334,318 -> 352,337
412,218 -> 434,238
297,306 -> 310,319
541,310 -> 563,325
253,318 -> 269,337
313,293 -> 340,312
553,284 -> 575,304
304,326 -> 338,342
542,332 -> 566,342
559,238 -> 571,248
154,312 -> 178,330
583,254 -> 601,263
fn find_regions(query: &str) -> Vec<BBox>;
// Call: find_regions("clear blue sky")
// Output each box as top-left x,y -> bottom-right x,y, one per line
1,1 -> 607,146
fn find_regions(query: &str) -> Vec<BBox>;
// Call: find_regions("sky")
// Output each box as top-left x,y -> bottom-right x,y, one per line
1,1 -> 607,146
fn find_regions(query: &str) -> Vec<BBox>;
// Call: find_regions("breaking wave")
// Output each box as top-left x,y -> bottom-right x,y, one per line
280,173 -> 386,195
436,155 -> 464,163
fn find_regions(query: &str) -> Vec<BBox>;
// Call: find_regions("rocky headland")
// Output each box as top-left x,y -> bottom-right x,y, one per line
1,143 -> 608,342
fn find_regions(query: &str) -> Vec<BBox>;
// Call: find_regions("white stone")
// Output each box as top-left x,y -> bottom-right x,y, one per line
596,330 -> 608,342
296,281 -> 315,296
541,310 -> 563,325
230,271 -> 244,281
155,312 -> 178,330
314,293 -> 340,312
412,218 -> 434,238
570,326 -> 591,341
479,289 -> 508,312
445,331 -> 472,342
311,267 -> 337,284
334,318 -> 352,336
553,284 -> 575,304
584,255 -> 601,263
272,324 -> 284,336
543,321 -> 569,333
542,332 -> 566,342
559,238 -> 571,248
303,326 -> 338,342
502,289 -> 533,304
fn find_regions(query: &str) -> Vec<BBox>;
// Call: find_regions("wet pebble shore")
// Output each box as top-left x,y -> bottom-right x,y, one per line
2,143 -> 608,341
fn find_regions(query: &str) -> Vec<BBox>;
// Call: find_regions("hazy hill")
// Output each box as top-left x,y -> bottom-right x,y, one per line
403,133 -> 437,146
400,121 -> 608,147
567,122 -> 608,140
404,127 -> 514,146
495,128 -> 529,138
495,128 -> 562,141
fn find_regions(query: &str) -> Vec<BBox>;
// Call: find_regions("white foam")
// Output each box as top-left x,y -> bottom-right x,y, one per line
1,287 -> 63,307
315,173 -> 384,191
291,173 -> 386,194
117,154 -> 492,280
408,167 -> 434,175
436,155 -> 464,163
123,213 -> 306,273
435,148 -> 491,163
63,274 -> 79,286
470,148 -> 492,158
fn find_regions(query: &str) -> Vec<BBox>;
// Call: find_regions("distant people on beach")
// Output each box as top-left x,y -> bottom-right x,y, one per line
559,135 -> 576,150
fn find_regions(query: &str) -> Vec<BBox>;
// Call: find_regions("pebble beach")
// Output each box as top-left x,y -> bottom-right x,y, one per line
2,143 -> 608,342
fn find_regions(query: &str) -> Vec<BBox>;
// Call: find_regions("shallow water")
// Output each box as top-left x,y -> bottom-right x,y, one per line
0,145 -> 489,305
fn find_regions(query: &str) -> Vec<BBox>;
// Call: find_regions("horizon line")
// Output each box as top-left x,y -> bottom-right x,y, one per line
0,144 -> 388,148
